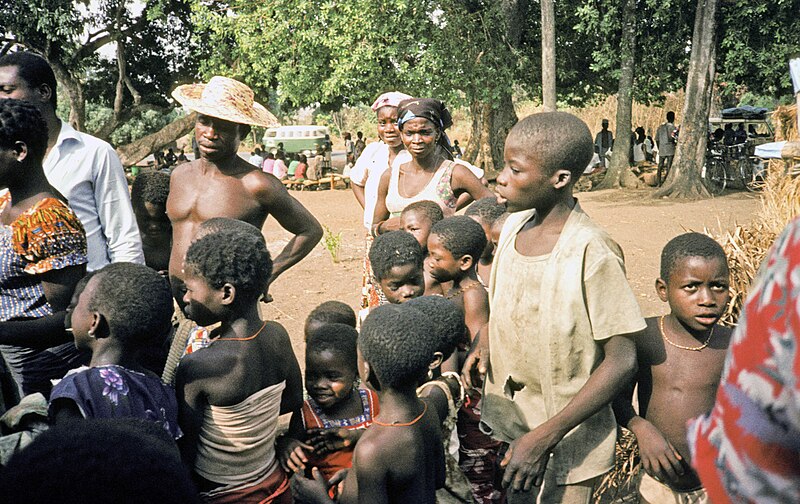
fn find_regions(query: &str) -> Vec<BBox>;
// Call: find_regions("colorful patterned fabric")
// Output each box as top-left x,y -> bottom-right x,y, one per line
687,217 -> 800,504
0,194 -> 88,396
301,388 -> 379,481
458,391 -> 507,504
49,365 -> 182,440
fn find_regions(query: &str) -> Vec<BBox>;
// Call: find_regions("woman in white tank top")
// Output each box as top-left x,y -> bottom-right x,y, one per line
372,98 -> 492,235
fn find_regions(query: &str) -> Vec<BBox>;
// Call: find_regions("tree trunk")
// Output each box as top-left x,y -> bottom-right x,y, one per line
595,0 -> 640,190
540,0 -> 557,111
463,91 -> 517,177
655,0 -> 718,198
464,100 -> 483,163
50,63 -> 86,131
116,112 -> 197,167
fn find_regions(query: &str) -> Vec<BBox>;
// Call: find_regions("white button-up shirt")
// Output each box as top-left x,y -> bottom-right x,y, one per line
44,121 -> 144,271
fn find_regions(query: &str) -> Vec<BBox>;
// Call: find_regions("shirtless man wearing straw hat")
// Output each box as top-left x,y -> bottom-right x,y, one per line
168,76 -> 323,304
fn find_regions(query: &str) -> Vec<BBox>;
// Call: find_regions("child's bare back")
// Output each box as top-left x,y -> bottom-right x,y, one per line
337,405 -> 444,504
634,316 -> 731,490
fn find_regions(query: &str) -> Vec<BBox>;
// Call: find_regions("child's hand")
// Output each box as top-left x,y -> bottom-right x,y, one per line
277,435 -> 314,474
630,417 -> 685,482
306,427 -> 362,456
462,328 -> 490,389
291,467 -> 335,504
500,427 -> 558,492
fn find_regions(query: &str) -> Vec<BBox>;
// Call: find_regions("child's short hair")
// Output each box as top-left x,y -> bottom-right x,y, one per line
430,216 -> 487,261
405,296 -> 465,361
401,200 -> 444,225
87,263 -> 173,346
660,232 -> 728,282
0,418 -> 199,503
0,99 -> 48,163
306,301 -> 357,330
509,112 -> 593,180
184,230 -> 272,301
194,217 -> 265,243
130,171 -> 170,207
369,231 -> 424,281
465,197 -> 506,225
307,323 -> 358,372
359,304 -> 437,389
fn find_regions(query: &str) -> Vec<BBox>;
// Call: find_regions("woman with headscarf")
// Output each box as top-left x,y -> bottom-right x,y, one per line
372,98 -> 492,235
349,91 -> 413,310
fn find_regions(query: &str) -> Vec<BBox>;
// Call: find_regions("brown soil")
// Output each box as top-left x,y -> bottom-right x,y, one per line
260,186 -> 760,364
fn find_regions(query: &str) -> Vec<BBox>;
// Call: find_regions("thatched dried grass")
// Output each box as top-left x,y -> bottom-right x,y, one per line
772,104 -> 798,142
594,428 -> 640,503
711,163 -> 800,326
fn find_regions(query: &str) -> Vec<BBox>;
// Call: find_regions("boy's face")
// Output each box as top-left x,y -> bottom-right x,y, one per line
497,135 -> 555,213
378,263 -> 424,304
468,216 -> 494,259
182,271 -> 224,326
305,348 -> 356,410
68,276 -> 98,351
401,211 -> 433,249
134,202 -> 171,238
657,256 -> 730,332
426,233 -> 465,283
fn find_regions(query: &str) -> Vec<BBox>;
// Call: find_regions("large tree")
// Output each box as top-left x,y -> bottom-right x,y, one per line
1,0 -> 203,160
655,0 -> 719,198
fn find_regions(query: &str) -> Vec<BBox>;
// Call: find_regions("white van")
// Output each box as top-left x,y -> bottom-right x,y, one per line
262,125 -> 330,154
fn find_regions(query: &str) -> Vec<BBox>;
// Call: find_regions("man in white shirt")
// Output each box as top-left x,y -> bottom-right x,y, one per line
0,51 -> 144,271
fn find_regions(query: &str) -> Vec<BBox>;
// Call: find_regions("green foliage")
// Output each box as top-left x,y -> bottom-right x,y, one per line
321,225 -> 343,264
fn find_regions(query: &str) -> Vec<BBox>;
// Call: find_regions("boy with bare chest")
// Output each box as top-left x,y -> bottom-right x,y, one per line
614,233 -> 731,503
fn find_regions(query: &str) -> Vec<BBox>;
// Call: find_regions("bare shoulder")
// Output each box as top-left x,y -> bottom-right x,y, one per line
261,320 -> 293,350
170,159 -> 200,180
354,428 -> 392,469
241,168 -> 294,207
463,282 -> 489,307
175,349 -> 219,388
635,317 -> 665,363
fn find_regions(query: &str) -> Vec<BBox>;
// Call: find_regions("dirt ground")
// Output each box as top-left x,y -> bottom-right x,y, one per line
260,186 -> 760,364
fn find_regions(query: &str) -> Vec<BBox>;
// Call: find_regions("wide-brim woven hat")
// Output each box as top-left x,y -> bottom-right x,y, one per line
171,76 -> 279,128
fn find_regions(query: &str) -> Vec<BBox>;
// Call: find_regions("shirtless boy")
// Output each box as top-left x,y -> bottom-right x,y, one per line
291,304 -> 445,504
614,233 -> 731,503
168,76 -> 322,304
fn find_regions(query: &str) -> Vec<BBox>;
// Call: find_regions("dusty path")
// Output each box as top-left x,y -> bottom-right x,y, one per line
260,187 -> 760,363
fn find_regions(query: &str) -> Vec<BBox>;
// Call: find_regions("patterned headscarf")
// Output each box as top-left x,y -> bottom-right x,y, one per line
396,98 -> 453,131
396,98 -> 455,159
371,91 -> 413,112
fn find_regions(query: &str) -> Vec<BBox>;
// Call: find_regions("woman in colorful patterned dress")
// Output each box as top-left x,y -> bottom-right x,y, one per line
372,98 -> 492,236
0,99 -> 88,400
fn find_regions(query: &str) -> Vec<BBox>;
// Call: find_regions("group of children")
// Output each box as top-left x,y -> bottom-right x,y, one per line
0,106 -> 738,504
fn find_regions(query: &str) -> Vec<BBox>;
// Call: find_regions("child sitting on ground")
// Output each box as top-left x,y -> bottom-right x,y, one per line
613,232 -> 731,503
465,197 -> 507,286
131,171 -> 172,274
291,304 -> 445,504
278,323 -> 379,483
304,301 -> 357,342
49,263 -> 181,440
464,112 -> 645,502
401,200 -> 446,297
359,230 -> 425,323
176,228 -> 302,503
426,216 -> 503,504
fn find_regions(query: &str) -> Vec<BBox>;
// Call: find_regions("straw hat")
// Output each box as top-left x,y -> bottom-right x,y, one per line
171,76 -> 279,128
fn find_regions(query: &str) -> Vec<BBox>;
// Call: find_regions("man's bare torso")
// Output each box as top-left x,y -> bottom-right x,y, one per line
167,159 -> 269,280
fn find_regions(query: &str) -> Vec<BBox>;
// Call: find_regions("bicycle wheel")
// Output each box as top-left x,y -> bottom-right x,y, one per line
739,157 -> 765,192
704,157 -> 726,195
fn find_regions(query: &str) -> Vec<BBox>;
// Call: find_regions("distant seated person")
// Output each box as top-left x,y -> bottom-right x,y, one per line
177,149 -> 188,163
287,154 -> 300,179
262,152 -> 276,174
722,124 -> 735,146
249,148 -> 265,168
294,154 -> 308,180
131,171 -> 172,274
164,148 -> 178,167
50,263 -> 180,439
273,152 -> 288,180
452,139 -> 463,159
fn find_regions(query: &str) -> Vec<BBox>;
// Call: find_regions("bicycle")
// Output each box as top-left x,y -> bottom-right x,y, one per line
702,142 -> 766,194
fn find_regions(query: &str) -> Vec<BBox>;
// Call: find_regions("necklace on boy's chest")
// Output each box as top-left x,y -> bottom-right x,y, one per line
372,402 -> 428,427
444,282 -> 483,300
659,315 -> 713,351
210,320 -> 268,343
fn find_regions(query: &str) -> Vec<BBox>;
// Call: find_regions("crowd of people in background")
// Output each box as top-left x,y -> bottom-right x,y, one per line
0,50 -> 797,504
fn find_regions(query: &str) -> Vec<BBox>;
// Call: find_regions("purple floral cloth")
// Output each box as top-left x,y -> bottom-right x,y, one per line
49,365 -> 181,439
